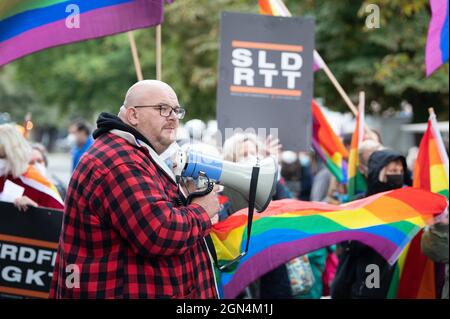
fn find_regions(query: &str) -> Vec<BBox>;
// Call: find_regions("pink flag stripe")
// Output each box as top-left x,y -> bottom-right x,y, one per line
0,1 -> 163,66
425,0 -> 449,76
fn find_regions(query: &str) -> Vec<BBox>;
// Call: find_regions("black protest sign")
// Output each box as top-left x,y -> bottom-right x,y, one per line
217,12 -> 314,151
0,201 -> 63,299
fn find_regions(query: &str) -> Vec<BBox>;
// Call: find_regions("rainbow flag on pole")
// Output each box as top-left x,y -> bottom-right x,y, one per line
413,112 -> 449,198
258,0 -> 324,72
258,0 -> 289,16
211,187 -> 448,298
347,103 -> 367,199
425,0 -> 449,76
388,112 -> 449,299
312,100 -> 349,183
0,0 -> 164,67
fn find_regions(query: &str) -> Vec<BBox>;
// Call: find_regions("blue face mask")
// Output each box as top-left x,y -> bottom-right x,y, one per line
299,155 -> 310,167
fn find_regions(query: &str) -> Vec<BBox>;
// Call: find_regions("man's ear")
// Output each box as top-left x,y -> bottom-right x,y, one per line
126,107 -> 139,126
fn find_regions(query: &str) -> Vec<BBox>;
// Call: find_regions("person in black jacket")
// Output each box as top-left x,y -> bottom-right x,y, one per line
331,149 -> 412,299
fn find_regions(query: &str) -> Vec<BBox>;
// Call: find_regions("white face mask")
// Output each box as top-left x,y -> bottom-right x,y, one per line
34,162 -> 47,177
0,158 -> 8,176
67,134 -> 76,147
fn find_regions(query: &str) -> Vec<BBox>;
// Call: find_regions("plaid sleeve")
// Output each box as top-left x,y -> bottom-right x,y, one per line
91,162 -> 212,257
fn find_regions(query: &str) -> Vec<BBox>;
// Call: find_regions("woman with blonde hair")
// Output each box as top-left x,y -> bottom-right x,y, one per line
0,124 -> 63,211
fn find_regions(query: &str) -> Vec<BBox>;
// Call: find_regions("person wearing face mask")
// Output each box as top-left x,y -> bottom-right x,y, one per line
358,139 -> 384,187
67,120 -> 94,172
30,143 -> 67,200
0,124 -> 64,211
331,149 -> 410,299
365,150 -> 411,195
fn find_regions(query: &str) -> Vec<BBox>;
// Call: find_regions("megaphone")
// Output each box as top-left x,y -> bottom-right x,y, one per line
174,150 -> 278,212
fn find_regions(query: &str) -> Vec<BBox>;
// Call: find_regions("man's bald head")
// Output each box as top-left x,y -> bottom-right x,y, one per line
122,80 -> 177,109
118,80 -> 180,154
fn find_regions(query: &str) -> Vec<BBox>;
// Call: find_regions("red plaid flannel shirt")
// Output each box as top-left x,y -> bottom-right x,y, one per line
49,132 -> 218,298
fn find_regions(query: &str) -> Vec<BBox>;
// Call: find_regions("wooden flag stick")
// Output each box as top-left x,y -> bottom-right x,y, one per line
321,61 -> 358,116
357,91 -> 375,136
359,91 -> 365,111
156,24 -> 162,80
127,31 -> 143,81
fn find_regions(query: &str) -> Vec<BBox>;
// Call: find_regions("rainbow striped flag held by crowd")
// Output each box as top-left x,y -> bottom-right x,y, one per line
0,0 -> 164,66
312,100 -> 349,183
211,187 -> 448,299
347,104 -> 367,200
425,0 -> 449,76
258,0 -> 324,72
388,112 -> 449,299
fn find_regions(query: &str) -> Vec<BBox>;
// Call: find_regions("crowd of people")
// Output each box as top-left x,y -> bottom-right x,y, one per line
0,80 -> 448,299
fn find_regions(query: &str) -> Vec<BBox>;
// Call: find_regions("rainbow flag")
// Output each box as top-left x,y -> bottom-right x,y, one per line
211,187 -> 447,299
413,112 -> 449,198
425,0 -> 449,76
258,0 -> 324,72
388,112 -> 449,299
312,100 -> 349,183
21,165 -> 64,209
347,104 -> 367,199
258,0 -> 289,16
0,0 -> 164,67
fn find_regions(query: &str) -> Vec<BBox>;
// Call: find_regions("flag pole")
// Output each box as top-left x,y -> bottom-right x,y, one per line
156,24 -> 162,80
359,91 -> 365,110
127,31 -> 144,81
321,62 -> 358,116
357,91 -> 375,135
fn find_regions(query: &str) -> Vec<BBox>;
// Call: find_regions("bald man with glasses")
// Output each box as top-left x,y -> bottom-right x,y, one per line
50,80 -> 220,299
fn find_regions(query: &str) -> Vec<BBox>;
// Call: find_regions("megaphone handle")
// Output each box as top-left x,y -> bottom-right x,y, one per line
186,167 -> 260,272
244,166 -> 260,252
214,166 -> 260,272
185,180 -> 215,205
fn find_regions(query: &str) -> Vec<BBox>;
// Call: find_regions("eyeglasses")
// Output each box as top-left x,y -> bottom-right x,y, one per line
133,104 -> 186,119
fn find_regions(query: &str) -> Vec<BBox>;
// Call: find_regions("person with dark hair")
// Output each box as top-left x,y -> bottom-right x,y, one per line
68,119 -> 93,172
331,149 -> 410,299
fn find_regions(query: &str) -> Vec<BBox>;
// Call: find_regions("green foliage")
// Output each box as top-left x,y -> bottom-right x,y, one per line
0,0 -> 448,128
